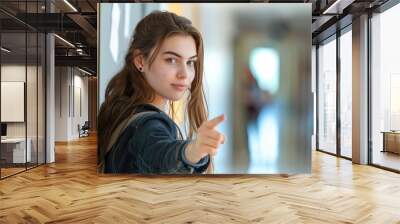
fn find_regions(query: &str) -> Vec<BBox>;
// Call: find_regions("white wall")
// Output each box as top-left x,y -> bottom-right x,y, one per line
55,67 -> 89,141
55,67 -> 68,141
72,73 -> 89,138
1,64 -> 46,164
1,66 -> 26,128
1,65 -> 40,138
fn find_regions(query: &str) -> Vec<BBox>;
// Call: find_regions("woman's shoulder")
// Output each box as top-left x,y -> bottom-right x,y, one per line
129,104 -> 175,132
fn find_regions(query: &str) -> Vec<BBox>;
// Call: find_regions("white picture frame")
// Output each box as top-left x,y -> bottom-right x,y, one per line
1,81 -> 25,122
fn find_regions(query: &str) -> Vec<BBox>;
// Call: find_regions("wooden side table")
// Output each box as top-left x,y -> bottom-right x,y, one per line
381,131 -> 400,154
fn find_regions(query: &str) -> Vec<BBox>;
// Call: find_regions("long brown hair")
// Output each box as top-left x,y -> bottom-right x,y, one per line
98,11 -> 210,172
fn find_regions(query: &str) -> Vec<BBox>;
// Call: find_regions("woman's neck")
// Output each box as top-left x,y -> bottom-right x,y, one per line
150,96 -> 168,112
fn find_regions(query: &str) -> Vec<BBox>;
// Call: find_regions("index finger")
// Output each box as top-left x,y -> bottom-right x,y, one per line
205,114 -> 225,129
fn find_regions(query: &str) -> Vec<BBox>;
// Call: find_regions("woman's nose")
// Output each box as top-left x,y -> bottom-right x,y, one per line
177,64 -> 189,79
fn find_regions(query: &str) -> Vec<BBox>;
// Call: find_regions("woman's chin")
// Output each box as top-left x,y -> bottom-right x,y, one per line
167,94 -> 184,102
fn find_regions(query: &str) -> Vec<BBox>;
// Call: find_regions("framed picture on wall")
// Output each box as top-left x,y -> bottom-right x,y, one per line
1,81 -> 25,122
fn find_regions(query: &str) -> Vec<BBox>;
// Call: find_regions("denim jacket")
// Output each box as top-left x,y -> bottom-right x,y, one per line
103,104 -> 210,174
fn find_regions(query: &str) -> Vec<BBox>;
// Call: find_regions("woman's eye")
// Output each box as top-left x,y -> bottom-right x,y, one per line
187,60 -> 196,67
166,58 -> 177,63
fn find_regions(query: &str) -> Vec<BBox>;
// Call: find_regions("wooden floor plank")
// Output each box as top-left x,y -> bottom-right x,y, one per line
0,135 -> 400,223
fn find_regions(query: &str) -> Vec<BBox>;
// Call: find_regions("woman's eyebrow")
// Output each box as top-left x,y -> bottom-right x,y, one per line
163,51 -> 197,59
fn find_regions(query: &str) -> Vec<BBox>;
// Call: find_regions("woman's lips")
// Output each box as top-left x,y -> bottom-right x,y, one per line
171,84 -> 187,92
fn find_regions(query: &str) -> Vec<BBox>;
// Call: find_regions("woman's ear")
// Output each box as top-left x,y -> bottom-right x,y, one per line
133,50 -> 145,72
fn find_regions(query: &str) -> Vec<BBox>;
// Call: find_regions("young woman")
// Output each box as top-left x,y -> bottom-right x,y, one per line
98,10 -> 225,174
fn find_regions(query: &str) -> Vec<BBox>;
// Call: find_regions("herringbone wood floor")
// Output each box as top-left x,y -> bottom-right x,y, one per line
1,135 -> 400,223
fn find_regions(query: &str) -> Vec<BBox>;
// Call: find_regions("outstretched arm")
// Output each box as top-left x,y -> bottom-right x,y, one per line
132,118 -> 209,174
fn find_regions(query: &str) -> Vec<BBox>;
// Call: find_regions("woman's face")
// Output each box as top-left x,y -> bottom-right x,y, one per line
142,34 -> 197,103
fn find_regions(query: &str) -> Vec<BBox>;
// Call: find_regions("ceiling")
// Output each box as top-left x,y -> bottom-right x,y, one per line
0,0 -> 394,76
0,0 -> 97,75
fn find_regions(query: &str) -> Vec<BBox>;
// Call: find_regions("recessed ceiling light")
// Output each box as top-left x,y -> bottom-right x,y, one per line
54,34 -> 75,48
1,47 -> 11,53
77,67 -> 93,76
63,0 -> 78,12
322,0 -> 353,15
